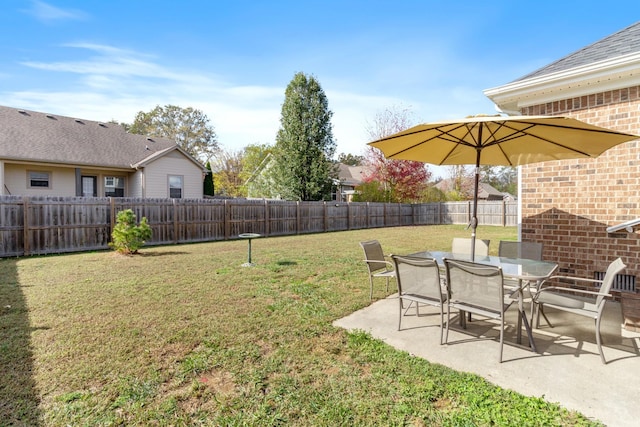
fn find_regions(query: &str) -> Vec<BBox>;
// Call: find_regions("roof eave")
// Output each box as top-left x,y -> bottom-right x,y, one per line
484,52 -> 640,113
1,156 -> 136,172
132,145 -> 207,172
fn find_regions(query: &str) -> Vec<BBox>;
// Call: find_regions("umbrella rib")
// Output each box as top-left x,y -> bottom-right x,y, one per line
483,122 -> 595,157
377,123 -> 479,159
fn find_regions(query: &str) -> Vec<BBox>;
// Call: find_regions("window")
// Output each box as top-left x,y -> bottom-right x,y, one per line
28,171 -> 51,188
169,175 -> 183,199
104,176 -> 125,197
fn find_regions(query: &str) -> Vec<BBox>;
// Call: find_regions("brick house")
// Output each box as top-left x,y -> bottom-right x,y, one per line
485,22 -> 640,291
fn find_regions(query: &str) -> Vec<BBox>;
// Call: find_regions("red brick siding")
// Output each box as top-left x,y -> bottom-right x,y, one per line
520,87 -> 640,293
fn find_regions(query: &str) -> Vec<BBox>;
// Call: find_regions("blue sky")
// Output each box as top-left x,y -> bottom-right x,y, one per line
1,0 -> 638,164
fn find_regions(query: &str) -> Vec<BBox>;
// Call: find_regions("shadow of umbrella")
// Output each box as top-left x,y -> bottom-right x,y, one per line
369,115 -> 638,259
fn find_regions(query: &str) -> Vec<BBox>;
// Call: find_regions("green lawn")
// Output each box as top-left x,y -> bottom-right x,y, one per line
0,225 -> 601,426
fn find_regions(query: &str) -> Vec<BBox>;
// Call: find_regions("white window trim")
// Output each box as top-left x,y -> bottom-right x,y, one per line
28,170 -> 52,189
104,175 -> 126,197
168,175 -> 184,199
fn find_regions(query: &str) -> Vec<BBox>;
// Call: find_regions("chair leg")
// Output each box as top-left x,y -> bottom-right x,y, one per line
439,306 -> 445,345
445,305 -> 450,344
540,307 -> 553,327
534,303 -> 553,328
538,304 -> 553,327
499,317 -> 504,363
398,297 -> 403,331
369,276 -> 374,300
595,316 -> 607,364
385,276 -> 389,293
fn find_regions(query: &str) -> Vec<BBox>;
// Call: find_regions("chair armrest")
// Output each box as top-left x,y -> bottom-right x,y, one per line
363,259 -> 395,270
534,286 -> 611,300
547,275 -> 604,284
538,275 -> 603,291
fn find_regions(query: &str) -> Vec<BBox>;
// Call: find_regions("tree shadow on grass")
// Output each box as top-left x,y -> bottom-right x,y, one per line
0,258 -> 42,425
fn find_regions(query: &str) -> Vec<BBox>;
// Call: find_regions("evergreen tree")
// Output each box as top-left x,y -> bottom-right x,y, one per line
203,161 -> 214,196
271,72 -> 336,201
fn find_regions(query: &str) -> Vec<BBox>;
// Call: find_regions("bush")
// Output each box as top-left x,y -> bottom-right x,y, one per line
109,209 -> 152,254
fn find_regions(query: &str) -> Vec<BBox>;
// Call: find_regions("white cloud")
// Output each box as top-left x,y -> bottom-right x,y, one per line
24,1 -> 88,23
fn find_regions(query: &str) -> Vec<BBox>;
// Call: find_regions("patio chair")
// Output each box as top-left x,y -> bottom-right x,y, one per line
444,258 -> 514,363
451,237 -> 490,323
451,237 -> 490,256
498,241 -> 543,260
359,240 -> 396,300
392,255 -> 447,344
499,241 -> 544,315
532,257 -> 626,364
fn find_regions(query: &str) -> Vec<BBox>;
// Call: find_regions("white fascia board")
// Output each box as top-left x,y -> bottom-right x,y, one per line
484,52 -> 640,111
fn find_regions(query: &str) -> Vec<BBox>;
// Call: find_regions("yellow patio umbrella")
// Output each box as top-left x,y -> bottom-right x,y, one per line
368,115 -> 638,259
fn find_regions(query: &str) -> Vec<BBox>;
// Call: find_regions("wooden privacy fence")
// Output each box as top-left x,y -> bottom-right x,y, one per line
0,196 -> 517,257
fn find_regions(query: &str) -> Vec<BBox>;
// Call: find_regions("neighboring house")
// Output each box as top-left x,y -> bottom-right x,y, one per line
245,153 -> 280,199
0,106 -> 206,198
485,22 -> 640,285
434,179 -> 506,201
245,158 -> 359,201
334,163 -> 368,202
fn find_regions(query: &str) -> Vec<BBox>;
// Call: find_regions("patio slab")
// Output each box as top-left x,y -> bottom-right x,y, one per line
333,295 -> 640,427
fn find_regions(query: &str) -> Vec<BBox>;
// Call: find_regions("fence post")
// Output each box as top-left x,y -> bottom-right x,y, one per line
109,197 -> 115,238
264,199 -> 269,236
366,202 -> 369,228
347,202 -> 351,230
324,201 -> 328,232
22,196 -> 29,256
383,203 -> 387,227
296,201 -> 300,235
502,200 -> 506,227
224,199 -> 229,240
173,198 -> 178,244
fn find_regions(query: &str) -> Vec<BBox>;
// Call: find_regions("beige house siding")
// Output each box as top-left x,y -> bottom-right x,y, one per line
518,86 -> 640,282
129,170 -> 144,198
142,151 -> 204,199
2,162 -> 138,198
4,163 -> 76,196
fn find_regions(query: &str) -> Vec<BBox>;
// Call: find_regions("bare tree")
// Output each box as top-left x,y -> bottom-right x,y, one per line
362,106 -> 431,202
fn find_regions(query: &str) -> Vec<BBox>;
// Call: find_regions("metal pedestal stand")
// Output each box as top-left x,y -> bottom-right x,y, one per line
238,233 -> 261,267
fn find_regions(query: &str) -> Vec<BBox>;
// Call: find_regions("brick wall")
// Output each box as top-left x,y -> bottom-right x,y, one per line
520,86 -> 640,293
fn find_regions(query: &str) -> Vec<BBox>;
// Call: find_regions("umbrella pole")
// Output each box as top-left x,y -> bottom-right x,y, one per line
470,128 -> 482,261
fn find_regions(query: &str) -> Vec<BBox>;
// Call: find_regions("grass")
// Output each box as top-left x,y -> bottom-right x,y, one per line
0,225 -> 602,426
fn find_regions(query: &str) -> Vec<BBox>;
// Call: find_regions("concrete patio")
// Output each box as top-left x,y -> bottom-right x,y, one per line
334,295 -> 640,426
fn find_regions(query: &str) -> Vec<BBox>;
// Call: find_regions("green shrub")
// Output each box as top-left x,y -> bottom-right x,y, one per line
109,209 -> 152,254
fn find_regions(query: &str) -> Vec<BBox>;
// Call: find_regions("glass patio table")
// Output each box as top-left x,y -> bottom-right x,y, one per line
410,251 -> 559,353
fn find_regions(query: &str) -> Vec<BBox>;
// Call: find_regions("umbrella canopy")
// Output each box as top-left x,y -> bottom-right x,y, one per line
368,115 -> 639,258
